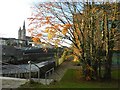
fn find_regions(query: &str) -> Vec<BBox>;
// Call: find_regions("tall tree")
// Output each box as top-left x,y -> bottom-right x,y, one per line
28,1 -> 119,80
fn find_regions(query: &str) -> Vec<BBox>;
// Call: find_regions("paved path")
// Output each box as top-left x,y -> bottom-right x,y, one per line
0,77 -> 27,89
1,77 -> 54,89
48,60 -> 82,81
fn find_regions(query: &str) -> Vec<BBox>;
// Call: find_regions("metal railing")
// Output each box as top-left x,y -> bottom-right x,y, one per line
28,61 -> 40,81
0,61 -> 30,79
1,60 -> 55,85
45,67 -> 54,85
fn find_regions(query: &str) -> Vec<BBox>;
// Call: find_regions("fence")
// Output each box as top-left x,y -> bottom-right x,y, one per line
1,61 -> 30,79
45,68 -> 54,85
1,60 -> 55,85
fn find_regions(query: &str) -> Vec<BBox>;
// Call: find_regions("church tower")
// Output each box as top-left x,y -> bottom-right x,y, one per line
18,27 -> 21,39
21,21 -> 26,40
18,21 -> 26,40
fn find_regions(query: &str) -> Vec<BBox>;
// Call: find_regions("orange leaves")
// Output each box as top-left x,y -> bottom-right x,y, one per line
64,23 -> 72,28
32,37 -> 39,42
45,16 -> 51,24
43,23 -> 72,40
31,33 -> 42,43
62,23 -> 72,35
54,24 -> 59,29
46,16 -> 51,21
32,37 -> 40,43
62,28 -> 68,35
73,48 -> 80,55
36,33 -> 42,37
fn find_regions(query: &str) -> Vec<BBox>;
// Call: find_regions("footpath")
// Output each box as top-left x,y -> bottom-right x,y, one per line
48,60 -> 82,81
0,77 -> 27,89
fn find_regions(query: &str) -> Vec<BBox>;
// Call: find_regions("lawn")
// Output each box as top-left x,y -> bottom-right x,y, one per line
19,68 -> 119,89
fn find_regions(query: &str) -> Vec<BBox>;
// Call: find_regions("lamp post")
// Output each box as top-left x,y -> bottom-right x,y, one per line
28,60 -> 40,82
28,61 -> 31,82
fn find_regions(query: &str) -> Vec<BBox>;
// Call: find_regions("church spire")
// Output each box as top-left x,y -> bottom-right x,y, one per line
19,27 -> 21,31
22,20 -> 26,40
18,27 -> 21,39
23,20 -> 25,30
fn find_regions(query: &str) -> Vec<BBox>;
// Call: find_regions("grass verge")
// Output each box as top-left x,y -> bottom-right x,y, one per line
19,68 -> 119,89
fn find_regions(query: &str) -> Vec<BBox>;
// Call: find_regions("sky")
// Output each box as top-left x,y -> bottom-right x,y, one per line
0,0 -> 118,39
0,0 -> 38,38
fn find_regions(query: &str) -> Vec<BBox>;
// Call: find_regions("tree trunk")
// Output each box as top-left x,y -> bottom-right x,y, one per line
98,60 -> 102,79
104,50 -> 113,80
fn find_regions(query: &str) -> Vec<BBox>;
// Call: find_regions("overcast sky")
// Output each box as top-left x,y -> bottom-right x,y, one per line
0,0 -> 38,38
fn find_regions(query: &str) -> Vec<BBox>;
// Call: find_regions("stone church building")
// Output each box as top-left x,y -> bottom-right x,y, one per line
18,21 -> 26,40
18,21 -> 33,47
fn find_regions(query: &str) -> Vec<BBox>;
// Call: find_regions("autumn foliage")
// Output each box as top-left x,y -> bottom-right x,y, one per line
28,1 -> 119,80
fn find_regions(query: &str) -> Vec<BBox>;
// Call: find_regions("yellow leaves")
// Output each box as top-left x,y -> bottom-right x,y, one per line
44,27 -> 57,40
53,39 -> 60,48
48,32 -> 55,40
48,32 -> 53,40
73,31 -> 78,39
44,28 -> 49,33
48,30 -> 56,40
54,39 -> 60,44
65,54 -> 73,60
73,55 -> 79,62
91,7 -> 99,13
76,29 -> 81,35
